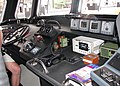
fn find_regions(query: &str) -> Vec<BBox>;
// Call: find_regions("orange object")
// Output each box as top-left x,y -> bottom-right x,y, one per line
83,54 -> 99,64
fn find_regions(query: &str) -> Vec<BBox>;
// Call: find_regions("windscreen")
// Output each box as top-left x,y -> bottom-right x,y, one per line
79,0 -> 120,15
37,0 -> 72,16
15,0 -> 33,18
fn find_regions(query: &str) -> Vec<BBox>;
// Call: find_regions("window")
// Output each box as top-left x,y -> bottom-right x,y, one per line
0,0 -> 6,22
37,0 -> 72,16
15,0 -> 33,19
78,0 -> 120,15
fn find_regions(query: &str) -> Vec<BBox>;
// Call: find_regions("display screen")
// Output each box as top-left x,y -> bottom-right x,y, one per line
91,23 -> 98,29
79,42 -> 88,51
81,21 -> 87,28
108,53 -> 120,71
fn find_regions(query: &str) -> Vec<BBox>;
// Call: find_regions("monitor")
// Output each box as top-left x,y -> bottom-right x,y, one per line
79,19 -> 89,31
89,20 -> 101,33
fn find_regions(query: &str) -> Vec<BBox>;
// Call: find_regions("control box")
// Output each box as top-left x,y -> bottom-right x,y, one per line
72,36 -> 104,55
83,54 -> 99,64
100,42 -> 118,58
91,48 -> 120,86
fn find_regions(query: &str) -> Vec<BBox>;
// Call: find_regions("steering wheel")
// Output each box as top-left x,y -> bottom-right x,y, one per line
2,25 -> 30,45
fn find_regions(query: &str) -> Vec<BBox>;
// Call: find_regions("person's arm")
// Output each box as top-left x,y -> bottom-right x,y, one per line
0,26 -> 3,48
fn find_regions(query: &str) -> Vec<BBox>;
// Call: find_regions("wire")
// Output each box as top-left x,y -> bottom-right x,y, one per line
50,42 -> 63,56
62,77 -> 84,86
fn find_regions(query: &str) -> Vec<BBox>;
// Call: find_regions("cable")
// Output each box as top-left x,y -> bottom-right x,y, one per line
50,41 -> 63,56
62,77 -> 84,86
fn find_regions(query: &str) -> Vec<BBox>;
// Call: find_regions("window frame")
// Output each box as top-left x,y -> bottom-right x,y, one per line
15,0 -> 33,19
0,0 -> 7,22
36,0 -> 72,16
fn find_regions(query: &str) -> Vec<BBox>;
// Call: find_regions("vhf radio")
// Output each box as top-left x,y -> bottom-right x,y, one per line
100,42 -> 118,58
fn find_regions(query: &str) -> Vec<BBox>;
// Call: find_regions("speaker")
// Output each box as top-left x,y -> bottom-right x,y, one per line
100,42 -> 118,58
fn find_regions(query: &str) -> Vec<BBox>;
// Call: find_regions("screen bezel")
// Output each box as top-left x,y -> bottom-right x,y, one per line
79,42 -> 88,51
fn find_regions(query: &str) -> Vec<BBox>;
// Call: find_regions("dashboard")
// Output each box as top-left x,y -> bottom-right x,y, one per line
1,16 -> 119,86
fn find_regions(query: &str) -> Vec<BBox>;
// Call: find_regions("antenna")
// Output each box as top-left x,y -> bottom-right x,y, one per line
116,13 -> 120,45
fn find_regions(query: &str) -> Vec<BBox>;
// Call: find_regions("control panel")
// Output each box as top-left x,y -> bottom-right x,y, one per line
91,48 -> 120,86
72,36 -> 104,55
97,67 -> 120,86
70,18 -> 115,36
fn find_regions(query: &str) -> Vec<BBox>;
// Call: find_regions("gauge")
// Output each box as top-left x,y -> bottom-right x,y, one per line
37,19 -> 45,26
104,22 -> 111,31
101,21 -> 114,35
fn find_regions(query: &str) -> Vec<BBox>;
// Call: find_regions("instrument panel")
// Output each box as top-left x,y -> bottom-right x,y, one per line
70,18 -> 115,35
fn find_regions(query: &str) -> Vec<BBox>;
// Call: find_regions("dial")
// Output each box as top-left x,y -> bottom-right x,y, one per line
101,21 -> 114,35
